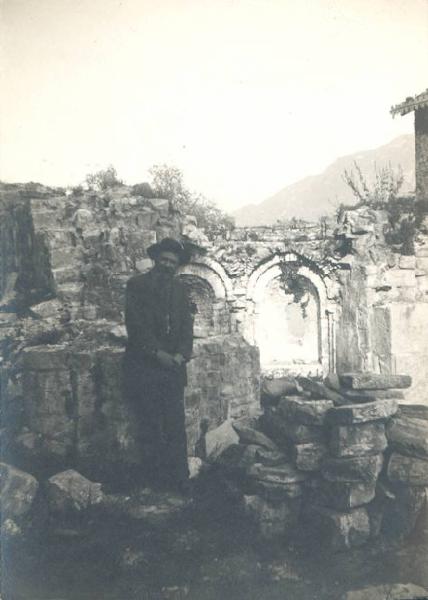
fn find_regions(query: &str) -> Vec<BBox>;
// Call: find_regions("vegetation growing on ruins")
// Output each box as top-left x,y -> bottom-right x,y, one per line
84,164 -> 234,237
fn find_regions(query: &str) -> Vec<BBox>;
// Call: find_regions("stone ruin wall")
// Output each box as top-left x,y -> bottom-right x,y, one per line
1,183 -> 428,484
0,184 -> 260,481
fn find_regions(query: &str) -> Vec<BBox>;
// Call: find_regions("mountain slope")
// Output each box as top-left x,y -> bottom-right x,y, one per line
233,135 -> 415,226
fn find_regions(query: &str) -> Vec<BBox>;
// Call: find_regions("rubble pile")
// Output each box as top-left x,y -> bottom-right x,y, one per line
211,372 -> 428,550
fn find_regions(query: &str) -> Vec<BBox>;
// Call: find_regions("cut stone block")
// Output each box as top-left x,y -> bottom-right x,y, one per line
329,422 -> 387,458
297,377 -> 345,404
46,469 -> 104,514
381,485 -> 427,539
232,419 -> 278,451
251,480 -> 304,502
318,480 -> 377,510
326,399 -> 398,425
310,505 -> 370,550
321,454 -> 384,483
22,345 -> 69,371
242,494 -> 300,539
339,373 -> 411,390
247,462 -> 307,485
343,389 -> 405,402
387,452 -> 428,486
282,421 -> 325,444
343,583 -> 428,600
205,420 -> 239,462
293,443 -> 327,471
386,414 -> 428,459
278,397 -> 334,426
398,403 -> 428,421
0,463 -> 39,520
261,377 -> 298,399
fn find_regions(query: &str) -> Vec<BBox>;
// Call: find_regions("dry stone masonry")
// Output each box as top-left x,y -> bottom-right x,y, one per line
210,372 -> 428,551
1,180 -> 428,556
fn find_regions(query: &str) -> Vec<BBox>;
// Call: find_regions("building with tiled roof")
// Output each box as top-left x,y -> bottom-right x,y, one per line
391,88 -> 428,201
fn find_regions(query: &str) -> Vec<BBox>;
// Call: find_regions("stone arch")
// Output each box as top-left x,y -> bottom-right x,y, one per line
246,253 -> 336,376
177,259 -> 233,338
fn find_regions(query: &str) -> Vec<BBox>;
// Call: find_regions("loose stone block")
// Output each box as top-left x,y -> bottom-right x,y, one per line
318,480 -> 377,510
283,421 -> 325,444
326,399 -> 398,425
387,452 -> 428,486
242,495 -> 299,539
278,397 -> 334,426
251,480 -> 304,502
297,377 -> 345,404
398,403 -> 428,421
386,414 -> 428,459
0,463 -> 39,520
205,420 -> 239,462
381,485 -> 427,540
329,422 -> 387,458
339,373 -> 412,390
293,442 -> 327,471
343,389 -> 405,402
310,505 -> 370,550
232,419 -> 278,451
247,462 -> 307,485
46,469 -> 104,514
321,454 -> 384,483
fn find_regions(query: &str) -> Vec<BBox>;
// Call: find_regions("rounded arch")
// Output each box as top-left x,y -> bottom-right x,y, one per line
178,258 -> 232,301
246,252 -> 336,376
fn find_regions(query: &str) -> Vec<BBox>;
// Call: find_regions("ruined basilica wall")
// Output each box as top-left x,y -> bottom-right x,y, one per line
0,184 -> 260,481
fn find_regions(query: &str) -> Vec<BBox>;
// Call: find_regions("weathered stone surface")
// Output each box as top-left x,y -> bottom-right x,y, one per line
245,445 -> 288,466
343,583 -> 428,600
46,470 -> 104,514
278,397 -> 334,426
247,462 -> 307,484
321,454 -> 384,483
242,495 -> 299,539
251,480 -> 304,501
297,377 -> 345,404
329,422 -> 387,458
309,505 -> 370,550
260,408 -> 324,445
232,419 -> 278,451
318,480 -> 377,510
398,403 -> 428,421
381,485 -> 427,539
0,463 -> 39,519
386,414 -> 428,459
326,399 -> 398,425
339,373 -> 412,390
387,452 -> 428,485
205,420 -> 239,462
293,442 -> 327,471
343,389 -> 405,402
22,345 -> 69,371
261,376 -> 298,399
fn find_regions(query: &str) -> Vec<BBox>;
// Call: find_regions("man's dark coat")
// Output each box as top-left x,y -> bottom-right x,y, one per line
123,268 -> 194,486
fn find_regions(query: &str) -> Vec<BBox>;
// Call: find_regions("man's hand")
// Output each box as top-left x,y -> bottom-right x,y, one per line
156,350 -> 176,369
173,353 -> 186,367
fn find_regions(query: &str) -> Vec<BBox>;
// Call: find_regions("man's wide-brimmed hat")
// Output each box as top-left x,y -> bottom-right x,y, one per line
147,237 -> 191,265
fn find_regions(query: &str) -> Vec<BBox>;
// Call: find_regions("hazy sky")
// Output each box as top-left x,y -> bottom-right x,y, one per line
1,0 -> 427,211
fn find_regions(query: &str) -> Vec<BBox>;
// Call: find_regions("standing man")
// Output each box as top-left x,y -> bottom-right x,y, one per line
124,237 -> 194,494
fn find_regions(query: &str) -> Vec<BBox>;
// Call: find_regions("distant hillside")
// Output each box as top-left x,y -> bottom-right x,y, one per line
233,135 -> 415,226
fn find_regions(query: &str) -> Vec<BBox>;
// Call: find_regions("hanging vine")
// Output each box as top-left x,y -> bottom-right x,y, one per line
278,260 -> 310,319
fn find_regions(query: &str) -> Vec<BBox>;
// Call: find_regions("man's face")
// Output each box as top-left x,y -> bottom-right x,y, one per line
155,250 -> 180,276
